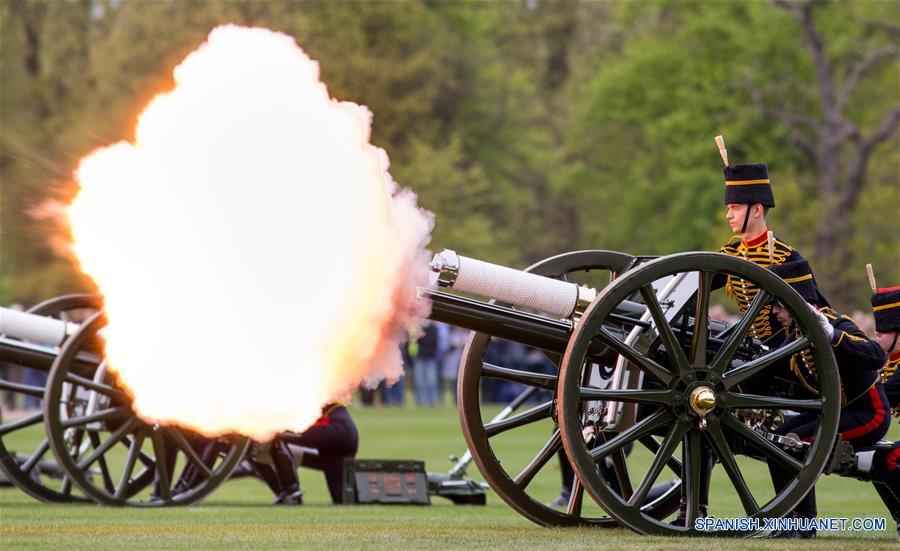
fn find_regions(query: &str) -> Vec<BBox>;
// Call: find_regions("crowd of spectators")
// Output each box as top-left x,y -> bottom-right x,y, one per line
357,321 -> 556,408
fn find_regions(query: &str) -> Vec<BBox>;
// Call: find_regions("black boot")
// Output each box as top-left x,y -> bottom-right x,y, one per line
670,501 -> 708,527
269,437 -> 302,505
272,483 -> 303,505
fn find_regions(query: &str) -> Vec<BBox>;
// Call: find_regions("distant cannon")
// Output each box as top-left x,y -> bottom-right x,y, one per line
0,296 -> 248,506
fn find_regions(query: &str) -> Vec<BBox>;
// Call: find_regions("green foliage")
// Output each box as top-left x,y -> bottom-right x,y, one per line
564,0 -> 898,309
1,0 -> 897,311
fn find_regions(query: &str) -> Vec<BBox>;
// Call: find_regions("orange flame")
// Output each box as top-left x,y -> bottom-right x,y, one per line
66,26 -> 433,441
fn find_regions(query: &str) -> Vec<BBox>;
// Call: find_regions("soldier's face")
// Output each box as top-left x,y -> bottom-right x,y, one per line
725,204 -> 749,233
772,302 -> 792,328
875,330 -> 898,353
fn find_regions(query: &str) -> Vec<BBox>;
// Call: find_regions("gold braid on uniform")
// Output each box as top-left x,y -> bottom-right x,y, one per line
884,356 -> 900,420
720,233 -> 793,343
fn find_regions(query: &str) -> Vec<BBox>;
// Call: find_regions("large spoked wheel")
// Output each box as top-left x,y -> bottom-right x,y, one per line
558,252 -> 840,536
459,250 -> 680,527
43,310 -> 249,506
0,293 -> 101,503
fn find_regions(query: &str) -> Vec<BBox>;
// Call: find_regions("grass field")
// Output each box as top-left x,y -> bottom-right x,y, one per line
1,400 -> 898,550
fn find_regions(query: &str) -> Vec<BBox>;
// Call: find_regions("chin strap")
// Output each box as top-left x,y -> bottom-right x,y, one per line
740,204 -> 752,234
891,334 -> 899,358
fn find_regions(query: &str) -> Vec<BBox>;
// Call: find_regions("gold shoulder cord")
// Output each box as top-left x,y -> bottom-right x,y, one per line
883,359 -> 899,383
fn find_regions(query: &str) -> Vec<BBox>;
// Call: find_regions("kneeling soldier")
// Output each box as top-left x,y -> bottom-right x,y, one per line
870,284 -> 900,539
246,402 -> 359,505
279,402 -> 359,505
767,260 -> 889,538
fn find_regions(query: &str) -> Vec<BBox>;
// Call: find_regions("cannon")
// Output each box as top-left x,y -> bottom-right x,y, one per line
425,249 -> 851,536
0,248 -> 860,535
0,297 -> 249,506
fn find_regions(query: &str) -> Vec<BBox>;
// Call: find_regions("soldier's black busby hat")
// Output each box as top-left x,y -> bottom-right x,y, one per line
872,286 -> 900,333
770,260 -> 817,304
724,163 -> 775,208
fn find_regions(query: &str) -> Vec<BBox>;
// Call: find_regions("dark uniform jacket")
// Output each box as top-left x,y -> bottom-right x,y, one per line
882,352 -> 900,419
719,231 -> 803,345
785,307 -> 886,407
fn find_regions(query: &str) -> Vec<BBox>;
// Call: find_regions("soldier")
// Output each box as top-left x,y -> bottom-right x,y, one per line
279,402 -> 359,505
680,152 -> 811,525
870,284 -> 900,539
246,401 -> 359,505
718,161 -> 821,346
872,285 -> 900,416
766,260 -> 889,538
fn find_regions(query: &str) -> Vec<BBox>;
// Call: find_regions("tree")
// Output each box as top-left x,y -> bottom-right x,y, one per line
769,0 -> 899,305
564,0 -> 898,310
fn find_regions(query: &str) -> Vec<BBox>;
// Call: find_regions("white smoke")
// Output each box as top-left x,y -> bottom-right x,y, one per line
67,25 -> 433,440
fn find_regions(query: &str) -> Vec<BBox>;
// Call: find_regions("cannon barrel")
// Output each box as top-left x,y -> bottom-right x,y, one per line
429,248 -> 647,322
431,249 -> 601,319
426,250 -> 748,358
0,307 -> 79,346
0,308 -> 102,372
423,289 -> 573,352
424,250 -> 650,353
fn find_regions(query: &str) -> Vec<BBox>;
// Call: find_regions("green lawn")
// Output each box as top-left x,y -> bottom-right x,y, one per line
1,401 -> 897,549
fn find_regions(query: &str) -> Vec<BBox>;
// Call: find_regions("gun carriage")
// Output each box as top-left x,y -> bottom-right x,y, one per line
0,249 -> 869,537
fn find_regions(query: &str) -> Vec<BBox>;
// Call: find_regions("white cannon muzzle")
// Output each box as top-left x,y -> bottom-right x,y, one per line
429,249 -> 596,319
0,307 -> 80,347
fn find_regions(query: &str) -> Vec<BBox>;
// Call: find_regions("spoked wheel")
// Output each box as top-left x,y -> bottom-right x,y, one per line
558,252 -> 840,536
0,293 -> 101,502
43,310 -> 249,506
458,250 -> 681,527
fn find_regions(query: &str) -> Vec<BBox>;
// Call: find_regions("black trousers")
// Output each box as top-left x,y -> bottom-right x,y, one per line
281,407 -> 359,504
769,385 -> 891,518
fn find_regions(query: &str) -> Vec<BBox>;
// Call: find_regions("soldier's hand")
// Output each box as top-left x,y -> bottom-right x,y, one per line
807,304 -> 834,341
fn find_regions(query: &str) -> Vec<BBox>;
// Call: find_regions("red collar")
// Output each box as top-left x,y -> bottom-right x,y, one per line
890,351 -> 900,362
876,286 -> 900,293
742,229 -> 769,247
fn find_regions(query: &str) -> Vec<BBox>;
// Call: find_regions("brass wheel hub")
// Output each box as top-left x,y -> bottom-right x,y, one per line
688,386 -> 716,415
